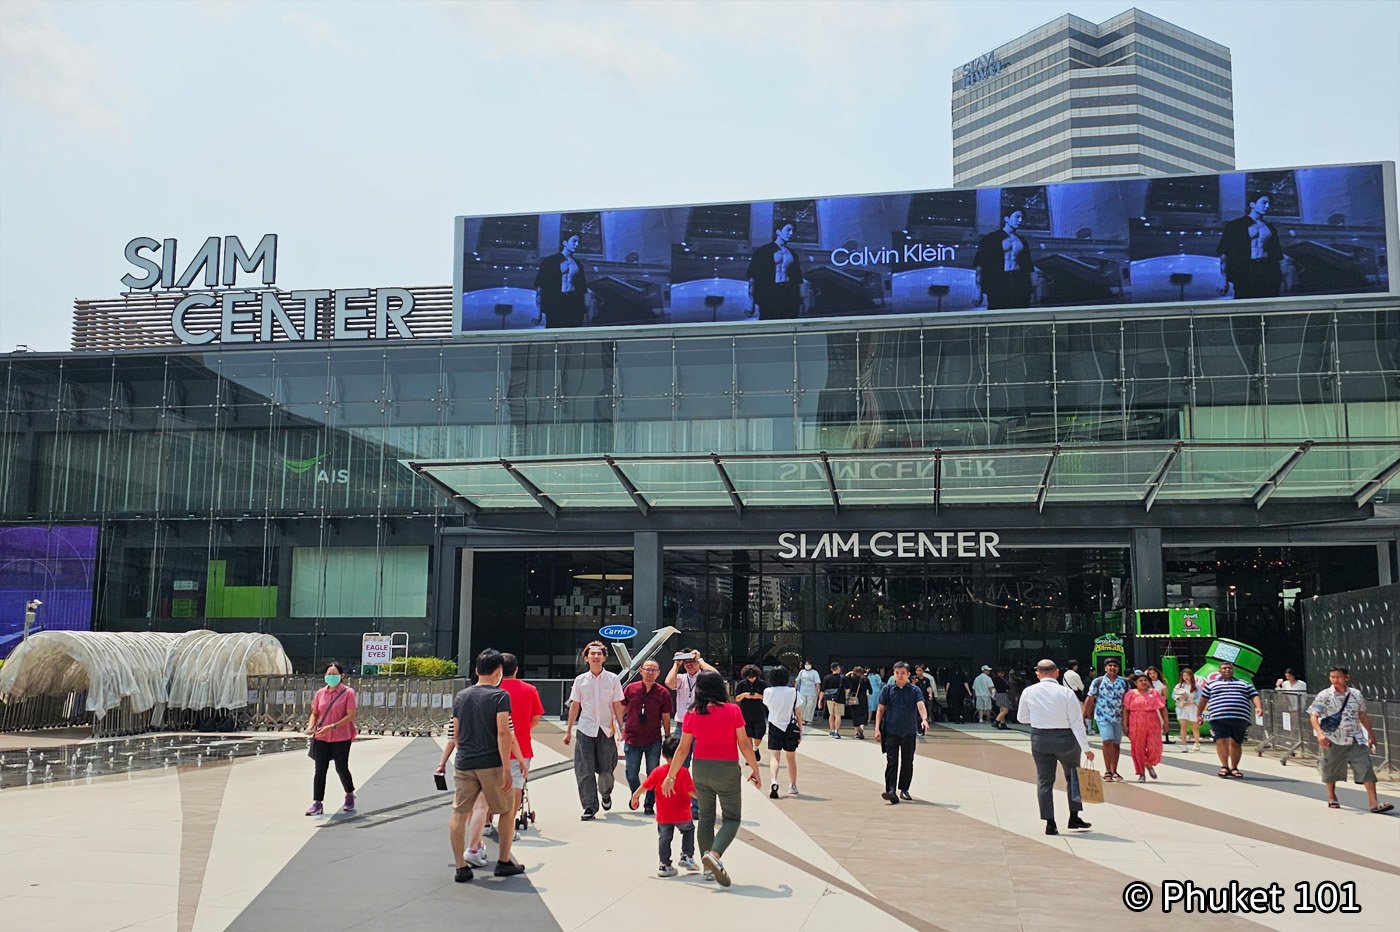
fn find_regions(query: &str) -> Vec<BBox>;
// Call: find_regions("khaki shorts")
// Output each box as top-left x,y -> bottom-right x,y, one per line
1318,742 -> 1377,785
453,766 -> 513,815
826,700 -> 846,717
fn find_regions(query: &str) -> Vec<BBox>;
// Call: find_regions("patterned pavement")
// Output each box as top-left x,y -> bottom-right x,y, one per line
0,719 -> 1396,932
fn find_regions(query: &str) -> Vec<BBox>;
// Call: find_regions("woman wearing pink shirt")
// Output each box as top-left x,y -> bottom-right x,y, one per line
306,662 -> 358,816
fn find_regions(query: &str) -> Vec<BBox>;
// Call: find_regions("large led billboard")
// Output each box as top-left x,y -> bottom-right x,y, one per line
454,162 -> 1396,335
0,525 -> 98,658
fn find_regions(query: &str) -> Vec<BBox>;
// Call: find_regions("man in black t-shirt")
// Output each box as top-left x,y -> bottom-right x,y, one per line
822,663 -> 846,738
436,649 -> 524,882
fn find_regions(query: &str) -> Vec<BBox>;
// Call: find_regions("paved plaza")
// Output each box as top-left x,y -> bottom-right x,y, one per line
1,721 -> 1396,932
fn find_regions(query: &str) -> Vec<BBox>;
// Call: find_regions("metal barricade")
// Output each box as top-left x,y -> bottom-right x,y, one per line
1252,689 -> 1399,780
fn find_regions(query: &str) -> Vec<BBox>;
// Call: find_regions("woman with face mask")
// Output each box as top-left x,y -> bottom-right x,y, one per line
306,661 -> 358,816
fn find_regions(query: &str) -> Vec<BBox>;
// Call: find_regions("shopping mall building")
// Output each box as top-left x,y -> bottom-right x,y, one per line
3,164 -> 1397,678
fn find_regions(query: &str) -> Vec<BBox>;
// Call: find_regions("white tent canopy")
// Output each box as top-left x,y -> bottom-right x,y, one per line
0,630 -> 291,717
164,631 -> 292,711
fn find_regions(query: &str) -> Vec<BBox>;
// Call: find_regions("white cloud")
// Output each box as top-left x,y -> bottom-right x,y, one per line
436,0 -> 694,86
281,8 -> 353,50
0,0 -> 132,141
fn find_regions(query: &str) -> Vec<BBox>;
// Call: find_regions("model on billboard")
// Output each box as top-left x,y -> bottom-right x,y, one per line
972,210 -> 1036,310
1216,195 -> 1286,299
746,223 -> 806,320
534,233 -> 591,328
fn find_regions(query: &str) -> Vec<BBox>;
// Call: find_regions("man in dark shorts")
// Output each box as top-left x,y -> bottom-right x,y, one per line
1199,660 -> 1263,779
437,648 -> 525,882
734,664 -> 768,756
874,662 -> 930,804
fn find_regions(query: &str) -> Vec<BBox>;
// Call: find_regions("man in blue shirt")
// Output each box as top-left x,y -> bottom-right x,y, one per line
1084,659 -> 1129,782
1200,660 -> 1263,779
874,662 -> 930,804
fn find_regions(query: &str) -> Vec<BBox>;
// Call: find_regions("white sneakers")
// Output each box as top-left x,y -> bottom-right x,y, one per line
466,846 -> 490,867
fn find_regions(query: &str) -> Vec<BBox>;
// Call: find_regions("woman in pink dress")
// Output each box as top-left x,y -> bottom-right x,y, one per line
1123,673 -> 1166,782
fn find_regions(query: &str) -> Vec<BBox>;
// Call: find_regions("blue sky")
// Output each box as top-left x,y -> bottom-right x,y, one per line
1,0 -> 1396,350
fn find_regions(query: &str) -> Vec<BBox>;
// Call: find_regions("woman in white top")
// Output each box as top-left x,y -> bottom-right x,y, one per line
1172,667 -> 1202,751
762,666 -> 802,798
1276,668 -> 1308,733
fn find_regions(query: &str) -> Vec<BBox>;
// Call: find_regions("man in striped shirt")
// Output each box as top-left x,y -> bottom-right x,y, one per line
1199,661 -> 1263,779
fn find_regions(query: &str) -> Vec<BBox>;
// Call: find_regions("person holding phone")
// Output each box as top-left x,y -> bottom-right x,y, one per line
874,662 -> 931,804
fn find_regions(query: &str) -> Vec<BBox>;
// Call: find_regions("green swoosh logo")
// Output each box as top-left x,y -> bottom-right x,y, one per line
284,454 -> 329,474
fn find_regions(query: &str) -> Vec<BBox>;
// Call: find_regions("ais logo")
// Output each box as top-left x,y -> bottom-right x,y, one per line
284,454 -> 349,485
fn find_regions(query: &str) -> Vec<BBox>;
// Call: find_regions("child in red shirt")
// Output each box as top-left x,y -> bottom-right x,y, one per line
631,735 -> 698,877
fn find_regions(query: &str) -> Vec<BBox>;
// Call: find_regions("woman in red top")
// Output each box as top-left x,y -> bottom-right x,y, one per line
663,672 -> 761,887
1123,672 -> 1166,782
305,661 -> 358,816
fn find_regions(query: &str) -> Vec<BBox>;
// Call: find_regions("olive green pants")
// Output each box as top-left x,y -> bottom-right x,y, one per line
691,758 -> 743,856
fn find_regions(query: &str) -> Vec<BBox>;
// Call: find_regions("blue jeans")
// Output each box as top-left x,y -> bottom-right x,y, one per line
624,740 -> 662,808
658,821 -> 695,866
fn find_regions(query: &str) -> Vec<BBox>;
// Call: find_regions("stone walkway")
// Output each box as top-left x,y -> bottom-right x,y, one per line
0,721 -> 1395,932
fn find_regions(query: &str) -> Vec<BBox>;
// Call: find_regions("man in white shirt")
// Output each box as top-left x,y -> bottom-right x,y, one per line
563,641 -> 625,820
795,660 -> 822,725
664,647 -> 718,724
1062,660 -> 1085,700
1017,659 -> 1095,836
972,665 -> 995,723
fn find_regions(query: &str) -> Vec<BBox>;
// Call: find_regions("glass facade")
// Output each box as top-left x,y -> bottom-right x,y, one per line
3,303 -> 1396,670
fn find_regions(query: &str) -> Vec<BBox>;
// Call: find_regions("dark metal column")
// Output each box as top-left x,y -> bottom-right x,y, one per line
1378,541 -> 1396,587
1131,527 -> 1165,610
633,531 -> 664,633
431,532 -> 459,660
456,549 -> 474,669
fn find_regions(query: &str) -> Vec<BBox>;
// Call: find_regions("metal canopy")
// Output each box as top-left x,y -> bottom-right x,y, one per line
402,441 -> 1400,516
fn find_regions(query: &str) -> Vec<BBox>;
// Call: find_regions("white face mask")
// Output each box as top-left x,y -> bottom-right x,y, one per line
803,664 -> 811,670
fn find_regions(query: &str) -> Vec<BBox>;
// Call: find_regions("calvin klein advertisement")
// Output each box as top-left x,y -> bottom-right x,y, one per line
453,162 -> 1396,336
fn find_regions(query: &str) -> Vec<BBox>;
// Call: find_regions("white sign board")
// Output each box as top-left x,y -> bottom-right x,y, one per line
362,637 -> 394,667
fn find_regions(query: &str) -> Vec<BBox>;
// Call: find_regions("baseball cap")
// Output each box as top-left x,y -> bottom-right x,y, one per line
980,665 -> 992,671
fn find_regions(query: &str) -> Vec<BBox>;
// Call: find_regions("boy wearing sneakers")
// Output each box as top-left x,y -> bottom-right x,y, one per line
630,736 -> 698,877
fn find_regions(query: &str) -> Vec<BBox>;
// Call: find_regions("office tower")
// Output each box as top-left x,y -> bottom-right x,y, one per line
953,8 -> 1235,187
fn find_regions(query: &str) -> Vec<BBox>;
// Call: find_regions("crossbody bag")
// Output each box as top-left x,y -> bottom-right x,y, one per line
307,689 -> 350,759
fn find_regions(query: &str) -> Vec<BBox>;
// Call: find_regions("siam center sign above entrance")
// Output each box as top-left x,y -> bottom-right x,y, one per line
777,531 -> 1002,560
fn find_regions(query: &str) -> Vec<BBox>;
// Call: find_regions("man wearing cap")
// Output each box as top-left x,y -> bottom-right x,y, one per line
972,664 -> 995,724
1199,660 -> 1262,779
1018,659 -> 1094,835
1084,659 -> 1128,781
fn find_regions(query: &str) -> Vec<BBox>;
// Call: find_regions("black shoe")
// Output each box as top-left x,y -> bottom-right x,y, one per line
1068,815 -> 1092,830
1045,820 -> 1059,836
601,794 -> 612,811
581,809 -> 596,821
455,866 -> 474,883
494,860 -> 525,877
882,790 -> 899,804
643,805 -> 655,816
770,782 -> 780,799
899,790 -> 913,801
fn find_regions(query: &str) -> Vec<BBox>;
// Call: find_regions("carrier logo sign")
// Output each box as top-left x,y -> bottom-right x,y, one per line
777,531 -> 1001,560
599,624 -> 638,640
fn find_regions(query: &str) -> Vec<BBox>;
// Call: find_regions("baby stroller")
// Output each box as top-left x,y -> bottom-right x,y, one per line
514,781 -> 537,832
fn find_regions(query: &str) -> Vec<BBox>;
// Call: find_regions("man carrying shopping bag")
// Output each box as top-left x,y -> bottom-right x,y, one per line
1017,659 -> 1095,836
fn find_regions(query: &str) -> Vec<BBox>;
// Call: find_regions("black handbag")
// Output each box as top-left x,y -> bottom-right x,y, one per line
307,689 -> 349,758
1318,692 -> 1350,732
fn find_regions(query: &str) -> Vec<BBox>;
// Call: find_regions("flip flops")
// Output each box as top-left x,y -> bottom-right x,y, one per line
1371,803 -> 1394,814
1229,769 -> 1245,778
1217,768 -> 1231,778
1327,800 -> 1341,809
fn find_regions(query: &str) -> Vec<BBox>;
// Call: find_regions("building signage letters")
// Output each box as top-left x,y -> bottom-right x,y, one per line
120,234 -> 417,345
830,243 -> 957,267
962,51 -> 1005,88
777,531 -> 1001,560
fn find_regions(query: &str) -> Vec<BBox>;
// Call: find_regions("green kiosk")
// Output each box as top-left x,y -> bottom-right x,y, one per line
1133,607 -> 1264,731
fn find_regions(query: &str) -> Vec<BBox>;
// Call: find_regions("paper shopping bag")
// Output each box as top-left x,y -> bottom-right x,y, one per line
1078,765 -> 1105,804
